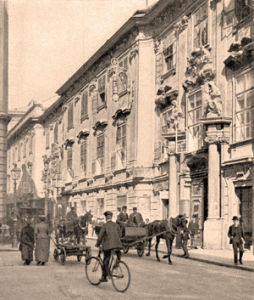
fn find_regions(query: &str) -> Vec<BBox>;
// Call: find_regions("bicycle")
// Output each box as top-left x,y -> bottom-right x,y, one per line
85,249 -> 131,293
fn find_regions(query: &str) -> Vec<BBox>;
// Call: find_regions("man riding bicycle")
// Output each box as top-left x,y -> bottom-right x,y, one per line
95,211 -> 123,282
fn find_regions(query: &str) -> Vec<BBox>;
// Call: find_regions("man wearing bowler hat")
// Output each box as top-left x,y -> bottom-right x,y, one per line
95,211 -> 122,282
116,206 -> 129,236
228,216 -> 245,265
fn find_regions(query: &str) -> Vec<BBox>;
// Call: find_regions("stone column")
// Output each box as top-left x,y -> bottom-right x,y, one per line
0,2 -> 9,221
169,153 -> 178,217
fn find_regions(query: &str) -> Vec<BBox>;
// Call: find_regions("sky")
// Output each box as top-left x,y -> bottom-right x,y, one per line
8,0 -> 157,110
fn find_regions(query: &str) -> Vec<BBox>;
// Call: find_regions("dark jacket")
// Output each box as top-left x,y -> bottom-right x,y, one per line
95,220 -> 122,251
116,212 -> 129,226
228,225 -> 245,244
129,212 -> 143,226
188,221 -> 199,235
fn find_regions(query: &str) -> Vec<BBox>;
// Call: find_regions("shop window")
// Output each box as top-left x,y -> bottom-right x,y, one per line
80,140 -> 87,176
235,69 -> 254,142
188,90 -> 204,151
81,90 -> 88,121
193,3 -> 208,48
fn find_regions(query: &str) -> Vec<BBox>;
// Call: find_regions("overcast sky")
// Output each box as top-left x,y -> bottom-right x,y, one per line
8,0 -> 156,109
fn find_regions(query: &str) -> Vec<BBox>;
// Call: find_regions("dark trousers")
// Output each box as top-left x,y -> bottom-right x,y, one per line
182,239 -> 189,256
233,242 -> 244,263
102,249 -> 121,278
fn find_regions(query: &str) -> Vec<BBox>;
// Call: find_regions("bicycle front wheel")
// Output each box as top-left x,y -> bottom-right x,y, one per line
85,257 -> 102,286
111,261 -> 131,293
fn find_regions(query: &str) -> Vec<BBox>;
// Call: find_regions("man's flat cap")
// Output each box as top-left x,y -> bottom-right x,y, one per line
104,211 -> 113,217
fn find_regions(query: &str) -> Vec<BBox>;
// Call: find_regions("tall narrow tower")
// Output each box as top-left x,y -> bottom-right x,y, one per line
0,0 -> 10,221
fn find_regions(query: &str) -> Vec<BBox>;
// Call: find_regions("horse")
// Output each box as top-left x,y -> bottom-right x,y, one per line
146,215 -> 186,264
56,211 -> 93,244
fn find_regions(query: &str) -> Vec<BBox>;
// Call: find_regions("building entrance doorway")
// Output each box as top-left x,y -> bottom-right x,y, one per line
235,187 -> 253,249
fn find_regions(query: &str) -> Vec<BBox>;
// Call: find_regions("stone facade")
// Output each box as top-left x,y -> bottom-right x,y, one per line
6,0 -> 254,251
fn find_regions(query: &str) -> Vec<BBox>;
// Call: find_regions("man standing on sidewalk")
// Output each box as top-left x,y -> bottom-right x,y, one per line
188,215 -> 199,249
228,216 -> 245,265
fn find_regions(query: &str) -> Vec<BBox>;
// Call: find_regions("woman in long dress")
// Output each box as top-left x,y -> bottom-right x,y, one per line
34,216 -> 50,265
20,219 -> 34,265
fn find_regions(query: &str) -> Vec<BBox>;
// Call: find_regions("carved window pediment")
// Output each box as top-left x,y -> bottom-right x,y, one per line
92,120 -> 108,132
77,130 -> 89,143
155,86 -> 178,109
64,138 -> 74,150
224,38 -> 254,70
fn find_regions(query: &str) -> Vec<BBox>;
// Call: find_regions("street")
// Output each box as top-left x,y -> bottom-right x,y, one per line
1,240 -> 254,300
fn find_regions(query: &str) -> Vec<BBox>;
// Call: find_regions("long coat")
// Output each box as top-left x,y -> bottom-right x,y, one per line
95,220 -> 122,251
228,225 -> 245,244
20,224 -> 34,262
34,221 -> 50,263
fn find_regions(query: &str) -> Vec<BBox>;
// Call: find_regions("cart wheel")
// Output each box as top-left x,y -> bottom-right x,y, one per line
77,255 -> 82,262
60,248 -> 66,265
53,248 -> 59,261
137,248 -> 144,257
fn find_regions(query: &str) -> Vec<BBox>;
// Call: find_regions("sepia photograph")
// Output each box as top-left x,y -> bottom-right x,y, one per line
1,0 -> 254,299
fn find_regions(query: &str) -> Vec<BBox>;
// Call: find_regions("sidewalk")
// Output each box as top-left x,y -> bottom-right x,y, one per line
85,235 -> 254,273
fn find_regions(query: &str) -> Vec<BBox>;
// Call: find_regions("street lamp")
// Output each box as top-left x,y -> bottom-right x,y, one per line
11,163 -> 21,248
42,155 -> 51,228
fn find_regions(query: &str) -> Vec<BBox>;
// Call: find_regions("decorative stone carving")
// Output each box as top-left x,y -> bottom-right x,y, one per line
224,37 -> 254,70
87,177 -> 93,186
203,81 -> 222,117
77,130 -> 89,143
105,172 -> 114,183
92,120 -> 108,131
154,39 -> 161,53
89,82 -> 97,95
64,138 -> 74,150
183,46 -> 215,92
155,85 -> 179,109
174,16 -> 188,35
129,44 -> 139,61
74,92 -> 82,106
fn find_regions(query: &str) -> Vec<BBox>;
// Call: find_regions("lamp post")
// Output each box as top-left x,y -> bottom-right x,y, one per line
42,155 -> 51,228
11,163 -> 21,248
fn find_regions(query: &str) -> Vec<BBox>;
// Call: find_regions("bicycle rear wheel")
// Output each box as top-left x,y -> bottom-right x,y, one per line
111,261 -> 131,292
85,257 -> 102,285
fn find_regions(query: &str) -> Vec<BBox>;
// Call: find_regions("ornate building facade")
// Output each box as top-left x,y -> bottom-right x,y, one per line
6,0 -> 254,250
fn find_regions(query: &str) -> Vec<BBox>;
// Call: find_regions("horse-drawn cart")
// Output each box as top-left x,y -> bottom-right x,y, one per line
121,227 -> 147,257
52,240 -> 91,265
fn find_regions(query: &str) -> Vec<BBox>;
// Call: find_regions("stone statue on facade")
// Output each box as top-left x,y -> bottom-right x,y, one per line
204,81 -> 222,117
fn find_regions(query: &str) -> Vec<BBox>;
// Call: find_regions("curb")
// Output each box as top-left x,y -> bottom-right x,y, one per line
86,237 -> 254,273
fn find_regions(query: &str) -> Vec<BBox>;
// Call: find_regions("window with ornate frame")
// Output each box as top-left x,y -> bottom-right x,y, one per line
29,136 -> 33,154
67,148 -> 72,171
188,90 -> 204,151
97,133 -> 105,173
68,102 -> 74,130
81,90 -> 88,121
116,123 -> 126,164
97,74 -> 106,110
235,69 -> 254,142
54,123 -> 58,144
118,56 -> 128,95
80,140 -> 87,176
46,130 -> 50,149
193,3 -> 208,49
